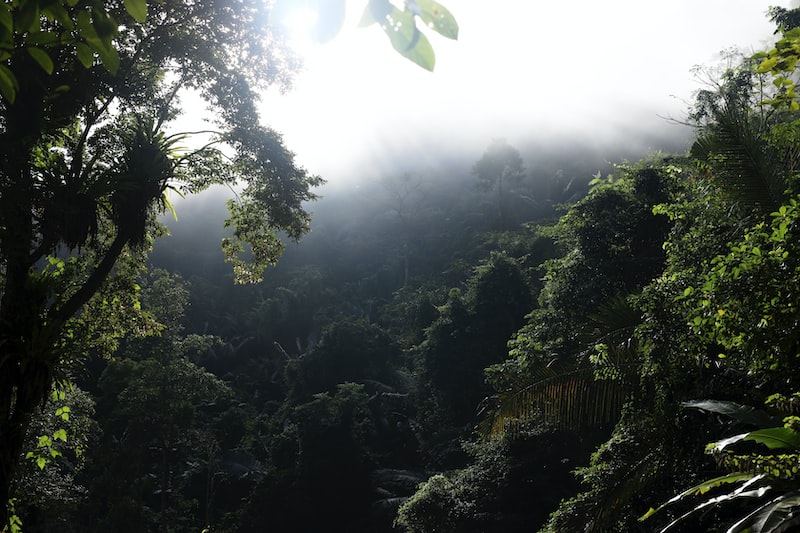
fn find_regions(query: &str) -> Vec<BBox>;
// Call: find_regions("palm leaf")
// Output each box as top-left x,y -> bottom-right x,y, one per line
725,491 -> 800,533
692,102 -> 787,213
480,359 -> 628,437
481,296 -> 641,438
683,400 -> 784,428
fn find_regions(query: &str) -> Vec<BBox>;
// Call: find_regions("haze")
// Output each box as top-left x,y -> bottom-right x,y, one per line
256,0 -> 784,188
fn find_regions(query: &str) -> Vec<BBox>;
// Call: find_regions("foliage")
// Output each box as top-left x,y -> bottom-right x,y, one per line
641,397 -> 800,533
358,0 -> 458,71
0,0 -> 320,522
13,384 -> 97,532
417,252 -> 532,435
87,271 -> 234,532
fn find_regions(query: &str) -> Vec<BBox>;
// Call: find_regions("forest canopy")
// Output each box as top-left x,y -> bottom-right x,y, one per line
6,2 -> 800,533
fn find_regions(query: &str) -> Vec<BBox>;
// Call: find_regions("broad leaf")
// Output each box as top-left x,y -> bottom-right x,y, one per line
683,400 -> 783,428
0,64 -> 18,103
415,0 -> 458,39
0,3 -> 12,35
640,472 -> 756,521
708,432 -> 749,453
659,475 -> 770,532
725,491 -> 800,533
42,2 -> 74,30
744,427 -> 800,450
380,8 -> 435,71
123,0 -> 148,23
27,47 -> 54,75
361,0 -> 392,27
75,42 -> 94,68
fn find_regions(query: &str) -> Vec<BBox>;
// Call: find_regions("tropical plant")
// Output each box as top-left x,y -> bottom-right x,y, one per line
641,397 -> 800,533
0,1 -> 321,522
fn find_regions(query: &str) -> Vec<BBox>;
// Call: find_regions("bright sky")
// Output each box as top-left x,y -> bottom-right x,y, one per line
258,0 -> 786,185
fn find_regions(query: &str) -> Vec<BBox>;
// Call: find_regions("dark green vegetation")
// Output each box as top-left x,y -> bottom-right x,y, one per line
7,3 -> 800,533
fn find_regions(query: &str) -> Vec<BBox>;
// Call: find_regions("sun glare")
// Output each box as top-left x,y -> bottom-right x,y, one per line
281,7 -> 320,56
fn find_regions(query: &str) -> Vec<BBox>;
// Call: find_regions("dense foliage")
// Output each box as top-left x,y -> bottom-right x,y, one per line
9,3 -> 800,533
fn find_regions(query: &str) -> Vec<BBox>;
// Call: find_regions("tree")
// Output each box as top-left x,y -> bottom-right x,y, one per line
473,139 -> 525,228
0,1 -> 322,524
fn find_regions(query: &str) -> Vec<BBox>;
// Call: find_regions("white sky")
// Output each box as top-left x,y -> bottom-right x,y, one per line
258,1 -> 786,185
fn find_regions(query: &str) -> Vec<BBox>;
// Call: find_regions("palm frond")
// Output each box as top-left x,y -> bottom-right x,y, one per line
480,295 -> 642,438
480,360 -> 628,437
692,103 -> 787,212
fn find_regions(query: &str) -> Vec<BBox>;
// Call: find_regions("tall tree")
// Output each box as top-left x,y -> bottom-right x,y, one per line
0,1 -> 322,523
473,139 -> 525,228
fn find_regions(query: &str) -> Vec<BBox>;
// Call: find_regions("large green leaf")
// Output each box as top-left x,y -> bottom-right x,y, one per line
708,433 -> 749,453
640,472 -> 757,521
683,400 -> 783,428
0,63 -> 18,103
77,11 -> 119,74
360,0 -> 392,27
725,491 -> 800,533
744,427 -> 800,450
123,0 -> 148,23
0,3 -> 12,35
415,0 -> 458,39
380,7 -> 435,71
75,42 -> 94,68
27,47 -> 54,75
659,475 -> 771,532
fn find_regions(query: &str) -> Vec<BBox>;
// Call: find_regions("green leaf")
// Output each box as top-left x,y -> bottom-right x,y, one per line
26,30 -> 60,45
415,0 -> 458,40
707,432 -> 748,453
682,400 -> 783,428
0,64 -> 19,103
744,427 -> 800,450
52,428 -> 67,442
90,7 -> 118,44
43,2 -> 74,29
75,42 -> 93,68
0,3 -> 12,35
27,47 -> 54,75
639,472 -> 756,521
758,56 -> 780,74
380,8 -> 435,71
36,456 -> 47,469
95,45 -> 120,74
362,0 -> 392,27
16,1 -> 40,33
124,0 -> 148,23
725,491 -> 800,533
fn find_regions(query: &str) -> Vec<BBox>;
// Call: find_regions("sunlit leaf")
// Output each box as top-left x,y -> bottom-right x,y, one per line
639,472 -> 755,521
0,64 -> 18,103
658,475 -> 770,532
362,0 -> 392,27
42,2 -> 74,30
415,0 -> 458,40
707,432 -> 748,453
27,47 -> 54,75
683,400 -> 783,428
123,0 -> 148,23
744,427 -> 800,450
380,8 -> 435,71
725,491 -> 800,533
75,42 -> 93,68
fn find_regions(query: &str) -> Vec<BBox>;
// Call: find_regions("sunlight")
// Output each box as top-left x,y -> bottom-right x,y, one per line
280,6 -> 320,56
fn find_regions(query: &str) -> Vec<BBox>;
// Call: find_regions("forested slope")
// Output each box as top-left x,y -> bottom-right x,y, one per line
11,5 -> 800,533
